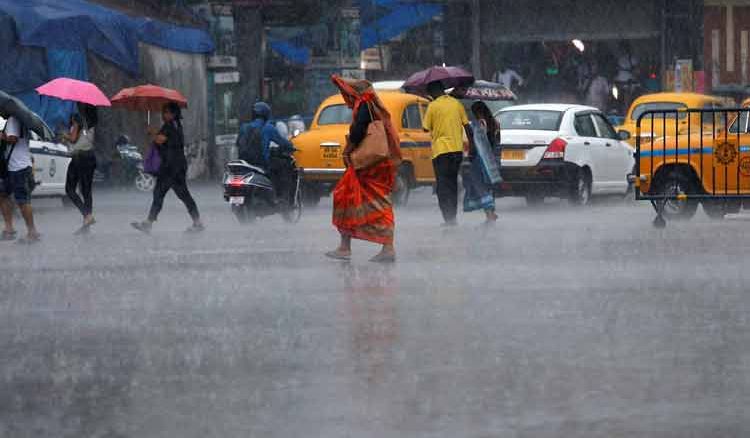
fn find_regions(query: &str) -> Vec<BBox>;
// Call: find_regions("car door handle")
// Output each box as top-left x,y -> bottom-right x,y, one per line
605,143 -> 612,147
584,141 -> 591,146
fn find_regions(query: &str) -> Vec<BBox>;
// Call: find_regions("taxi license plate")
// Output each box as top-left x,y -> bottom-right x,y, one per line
321,146 -> 341,161
229,196 -> 245,205
502,149 -> 526,161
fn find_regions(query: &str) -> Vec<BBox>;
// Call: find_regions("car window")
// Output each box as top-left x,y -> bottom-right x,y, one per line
574,114 -> 597,137
401,104 -> 422,129
317,104 -> 352,125
592,113 -> 618,139
631,102 -> 688,121
498,110 -> 563,131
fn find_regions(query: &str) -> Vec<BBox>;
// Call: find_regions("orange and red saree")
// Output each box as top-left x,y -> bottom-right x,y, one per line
330,75 -> 401,245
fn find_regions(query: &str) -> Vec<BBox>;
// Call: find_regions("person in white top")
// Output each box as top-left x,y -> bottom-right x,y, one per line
0,116 -> 40,243
585,64 -> 611,111
614,42 -> 639,84
492,65 -> 524,90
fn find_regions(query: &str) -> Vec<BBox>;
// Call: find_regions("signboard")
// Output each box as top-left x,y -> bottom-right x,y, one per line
214,71 -> 241,84
208,56 -> 238,69
216,134 -> 238,146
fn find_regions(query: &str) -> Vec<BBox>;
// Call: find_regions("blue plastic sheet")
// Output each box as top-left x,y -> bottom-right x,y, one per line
0,0 -> 214,74
0,0 -> 214,128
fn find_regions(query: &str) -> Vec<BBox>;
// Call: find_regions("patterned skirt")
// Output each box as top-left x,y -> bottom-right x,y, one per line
332,160 -> 395,245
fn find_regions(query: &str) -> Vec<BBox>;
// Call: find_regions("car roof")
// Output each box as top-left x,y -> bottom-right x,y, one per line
318,90 -> 426,107
630,92 -> 723,106
498,103 -> 598,113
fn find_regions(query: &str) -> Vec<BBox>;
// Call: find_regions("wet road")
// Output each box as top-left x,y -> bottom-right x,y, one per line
2,185 -> 749,437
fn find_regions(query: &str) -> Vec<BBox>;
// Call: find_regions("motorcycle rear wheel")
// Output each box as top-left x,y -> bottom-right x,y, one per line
135,171 -> 156,192
282,176 -> 303,224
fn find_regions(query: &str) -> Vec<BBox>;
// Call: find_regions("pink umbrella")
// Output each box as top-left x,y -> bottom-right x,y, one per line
35,78 -> 111,107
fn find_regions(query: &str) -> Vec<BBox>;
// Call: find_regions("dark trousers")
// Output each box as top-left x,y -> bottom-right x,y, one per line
148,169 -> 200,222
65,151 -> 97,216
432,151 -> 463,223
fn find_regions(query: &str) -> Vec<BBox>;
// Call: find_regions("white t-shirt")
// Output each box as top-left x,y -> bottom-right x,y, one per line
4,116 -> 33,172
493,69 -> 524,89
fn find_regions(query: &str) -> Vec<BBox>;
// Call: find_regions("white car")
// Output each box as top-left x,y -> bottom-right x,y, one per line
1,117 -> 71,200
495,104 -> 635,205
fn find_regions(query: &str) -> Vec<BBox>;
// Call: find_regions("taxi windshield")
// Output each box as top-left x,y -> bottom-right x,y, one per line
317,104 -> 353,125
631,102 -> 688,121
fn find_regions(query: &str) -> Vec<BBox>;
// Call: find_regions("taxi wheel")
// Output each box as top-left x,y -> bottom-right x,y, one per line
653,171 -> 698,220
302,182 -> 322,207
703,199 -> 742,220
393,167 -> 412,207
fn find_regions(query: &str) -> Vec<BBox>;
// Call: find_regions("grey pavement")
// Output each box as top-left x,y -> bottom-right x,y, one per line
1,184 -> 749,437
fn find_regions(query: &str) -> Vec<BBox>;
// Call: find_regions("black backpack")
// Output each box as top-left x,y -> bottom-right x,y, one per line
237,123 -> 264,166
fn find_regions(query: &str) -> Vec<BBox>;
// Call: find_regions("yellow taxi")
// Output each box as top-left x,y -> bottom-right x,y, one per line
617,92 -> 726,147
635,98 -> 750,222
293,91 -> 433,205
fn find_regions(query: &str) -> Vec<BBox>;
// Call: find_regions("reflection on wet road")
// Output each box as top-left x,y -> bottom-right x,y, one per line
1,186 -> 749,437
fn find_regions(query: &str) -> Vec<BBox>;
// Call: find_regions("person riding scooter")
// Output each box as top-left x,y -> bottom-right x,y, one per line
236,102 -> 295,206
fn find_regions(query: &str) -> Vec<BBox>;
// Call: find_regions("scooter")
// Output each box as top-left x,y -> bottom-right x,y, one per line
93,135 -> 155,192
222,155 -> 303,224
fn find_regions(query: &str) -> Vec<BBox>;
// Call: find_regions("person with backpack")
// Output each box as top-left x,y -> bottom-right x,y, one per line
0,116 -> 40,243
236,101 -> 295,206
131,102 -> 203,234
62,103 -> 98,234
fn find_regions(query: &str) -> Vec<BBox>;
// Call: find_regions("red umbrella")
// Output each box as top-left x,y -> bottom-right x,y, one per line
110,84 -> 188,112
36,78 -> 111,107
403,66 -> 475,95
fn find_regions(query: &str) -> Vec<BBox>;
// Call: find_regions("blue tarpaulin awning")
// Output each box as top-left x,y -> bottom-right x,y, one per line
0,0 -> 214,127
269,0 -> 442,66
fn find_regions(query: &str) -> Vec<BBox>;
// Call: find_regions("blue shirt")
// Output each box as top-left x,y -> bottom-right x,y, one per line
239,119 -> 294,165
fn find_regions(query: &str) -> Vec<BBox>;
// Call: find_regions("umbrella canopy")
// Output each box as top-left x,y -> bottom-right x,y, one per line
450,80 -> 517,101
403,66 -> 475,95
36,78 -> 112,107
0,90 -> 54,140
110,85 -> 188,112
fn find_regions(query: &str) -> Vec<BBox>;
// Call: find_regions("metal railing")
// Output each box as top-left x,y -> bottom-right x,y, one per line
634,107 -> 750,226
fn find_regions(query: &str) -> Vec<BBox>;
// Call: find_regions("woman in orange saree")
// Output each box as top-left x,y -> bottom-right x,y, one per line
325,75 -> 401,263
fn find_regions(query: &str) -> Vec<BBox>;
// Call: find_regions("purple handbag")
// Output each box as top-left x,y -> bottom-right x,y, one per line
143,143 -> 161,175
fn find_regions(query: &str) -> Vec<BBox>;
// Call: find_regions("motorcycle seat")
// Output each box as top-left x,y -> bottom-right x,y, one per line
227,160 -> 269,175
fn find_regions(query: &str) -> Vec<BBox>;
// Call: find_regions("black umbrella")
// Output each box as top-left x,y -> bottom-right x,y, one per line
0,90 -> 53,140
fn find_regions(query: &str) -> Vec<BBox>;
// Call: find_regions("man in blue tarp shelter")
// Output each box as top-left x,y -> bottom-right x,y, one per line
0,0 -> 214,130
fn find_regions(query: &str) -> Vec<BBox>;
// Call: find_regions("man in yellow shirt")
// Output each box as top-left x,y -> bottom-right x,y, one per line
422,80 -> 470,226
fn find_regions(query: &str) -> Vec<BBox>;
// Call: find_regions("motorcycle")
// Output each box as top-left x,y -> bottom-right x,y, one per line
222,154 -> 303,224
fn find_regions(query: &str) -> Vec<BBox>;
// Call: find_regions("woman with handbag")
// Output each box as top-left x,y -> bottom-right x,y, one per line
325,75 -> 401,263
462,101 -> 502,225
131,102 -> 203,234
62,104 -> 98,233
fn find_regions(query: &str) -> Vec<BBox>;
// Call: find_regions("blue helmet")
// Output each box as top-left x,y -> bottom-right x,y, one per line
252,101 -> 271,120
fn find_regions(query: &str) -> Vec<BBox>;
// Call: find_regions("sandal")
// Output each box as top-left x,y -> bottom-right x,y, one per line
325,250 -> 351,261
185,224 -> 205,234
130,221 -> 152,234
369,252 -> 396,263
1,230 -> 17,241
16,234 -> 41,245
